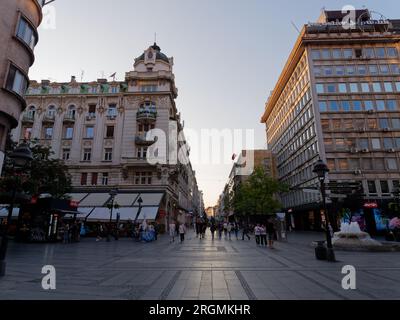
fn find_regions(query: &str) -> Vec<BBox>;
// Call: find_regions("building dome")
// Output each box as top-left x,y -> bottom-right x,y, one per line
136,43 -> 170,63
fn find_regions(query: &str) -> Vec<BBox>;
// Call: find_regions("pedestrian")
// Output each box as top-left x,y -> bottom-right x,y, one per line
227,223 -> 232,240
63,223 -> 70,244
254,224 -> 261,246
242,223 -> 251,240
218,223 -> 223,240
234,223 -> 239,240
266,219 -> 276,249
201,221 -> 207,239
179,223 -> 186,243
169,221 -> 176,243
210,223 -> 216,240
154,223 -> 159,241
260,225 -> 267,247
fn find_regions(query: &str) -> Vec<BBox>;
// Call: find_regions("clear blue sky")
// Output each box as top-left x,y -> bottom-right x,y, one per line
30,0 -> 399,207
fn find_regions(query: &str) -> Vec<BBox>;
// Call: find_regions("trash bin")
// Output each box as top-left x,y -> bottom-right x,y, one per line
315,241 -> 327,260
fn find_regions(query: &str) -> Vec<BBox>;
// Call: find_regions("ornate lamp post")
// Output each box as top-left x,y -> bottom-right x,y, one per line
0,142 -> 33,277
106,189 -> 118,242
313,159 -> 336,262
134,197 -> 143,225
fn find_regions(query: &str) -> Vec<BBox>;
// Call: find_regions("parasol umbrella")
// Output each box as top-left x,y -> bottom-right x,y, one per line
389,217 -> 400,230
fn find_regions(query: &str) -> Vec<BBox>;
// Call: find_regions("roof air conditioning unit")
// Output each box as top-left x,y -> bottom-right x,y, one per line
367,110 -> 374,114
358,127 -> 366,133
350,148 -> 359,154
383,128 -> 390,132
362,148 -> 369,153
387,148 -> 396,153
354,169 -> 362,175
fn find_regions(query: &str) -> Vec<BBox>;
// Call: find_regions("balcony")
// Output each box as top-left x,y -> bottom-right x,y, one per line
136,109 -> 157,122
63,114 -> 76,123
22,114 -> 35,124
85,113 -> 96,121
42,114 -> 56,123
135,134 -> 157,146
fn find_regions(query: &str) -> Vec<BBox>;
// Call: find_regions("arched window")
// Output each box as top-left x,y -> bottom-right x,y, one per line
67,105 -> 76,118
27,106 -> 36,118
47,105 -> 56,118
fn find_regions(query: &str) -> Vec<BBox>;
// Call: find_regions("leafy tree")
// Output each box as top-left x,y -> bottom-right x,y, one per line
0,137 -> 72,199
232,166 -> 288,217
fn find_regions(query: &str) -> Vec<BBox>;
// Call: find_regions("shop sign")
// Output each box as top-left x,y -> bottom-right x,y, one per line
364,202 -> 378,209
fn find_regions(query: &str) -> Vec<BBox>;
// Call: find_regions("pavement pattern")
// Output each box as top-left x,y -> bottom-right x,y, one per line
0,230 -> 399,300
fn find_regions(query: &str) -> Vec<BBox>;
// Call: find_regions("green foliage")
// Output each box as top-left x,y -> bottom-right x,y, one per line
0,138 -> 72,199
232,166 -> 288,217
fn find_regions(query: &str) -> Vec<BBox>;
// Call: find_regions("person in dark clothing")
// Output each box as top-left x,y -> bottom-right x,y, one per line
210,224 -> 216,240
242,224 -> 251,240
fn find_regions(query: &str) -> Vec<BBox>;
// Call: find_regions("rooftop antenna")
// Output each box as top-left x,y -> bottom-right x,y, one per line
80,70 -> 85,82
291,21 -> 301,34
154,32 -> 157,44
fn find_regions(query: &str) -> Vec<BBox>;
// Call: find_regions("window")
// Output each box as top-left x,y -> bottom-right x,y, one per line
368,181 -> 377,194
343,49 -> 353,59
321,119 -> 330,130
381,181 -> 390,194
62,148 -> 70,161
335,66 -> 345,75
338,83 -> 347,93
141,85 -> 157,92
335,139 -> 346,150
361,83 -> 370,93
65,127 -> 73,139
324,67 -> 333,76
369,65 -> 378,74
311,50 -> 321,59
343,119 -> 353,129
380,65 -> 389,74
23,127 -> 32,140
346,66 -> 355,75
327,84 -> 336,93
327,159 -> 335,170
379,118 -> 389,129
134,172 -> 152,185
83,148 -> 91,161
91,86 -> 98,94
91,173 -> 98,186
384,138 -> 394,149
367,118 -> 378,129
392,118 -> 400,129
319,102 -> 327,112
332,119 -> 341,130
44,127 -> 53,139
375,48 -> 386,58
364,48 -> 374,58
314,67 -> 321,76
341,101 -> 351,112
387,159 -> 398,170
137,147 -> 148,159
365,101 -> 374,111
104,148 -> 113,161
107,104 -> 117,117
387,47 -> 398,58
348,159 -> 359,170
387,100 -> 397,111
353,101 -> 362,111
5,64 -> 28,96
81,173 -> 88,186
371,138 -> 381,150
395,138 -> 400,148
384,82 -> 394,92
111,87 -> 119,94
376,100 -> 385,111
372,82 -> 382,93
329,101 -> 339,112
362,158 -> 373,170
106,126 -> 114,138
350,83 -> 358,93
358,138 -> 369,149
88,104 -> 96,116
85,126 -> 94,139
374,159 -> 385,170
16,17 -> 36,49
332,49 -> 342,59
67,106 -> 76,118
391,65 -> 400,74
316,84 -> 324,94
102,173 -> 109,186
338,159 -> 349,170
321,49 -> 331,59
358,65 -> 367,75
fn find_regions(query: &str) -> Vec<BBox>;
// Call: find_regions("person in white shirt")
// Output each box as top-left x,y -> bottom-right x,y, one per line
254,224 -> 261,246
260,225 -> 267,247
169,222 -> 176,243
179,223 -> 186,243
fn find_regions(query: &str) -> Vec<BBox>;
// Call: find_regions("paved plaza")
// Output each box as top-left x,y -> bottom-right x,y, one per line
0,230 -> 399,300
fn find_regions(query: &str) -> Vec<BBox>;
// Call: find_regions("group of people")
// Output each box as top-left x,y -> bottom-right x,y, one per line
169,221 -> 187,243
61,221 -> 82,244
253,221 -> 276,248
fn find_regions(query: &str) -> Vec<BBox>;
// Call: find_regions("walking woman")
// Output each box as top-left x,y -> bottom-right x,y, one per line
260,225 -> 267,247
254,224 -> 261,246
179,223 -> 186,243
169,221 -> 176,243
266,219 -> 276,249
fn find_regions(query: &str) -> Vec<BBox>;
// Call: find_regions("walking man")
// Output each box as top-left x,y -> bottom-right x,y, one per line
254,224 -> 261,246
179,223 -> 186,243
242,223 -> 251,241
169,221 -> 176,243
260,225 -> 267,247
266,219 -> 276,249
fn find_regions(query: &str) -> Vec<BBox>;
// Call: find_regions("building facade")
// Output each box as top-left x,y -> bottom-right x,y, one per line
0,0 -> 44,173
13,43 -> 202,229
261,9 -> 400,232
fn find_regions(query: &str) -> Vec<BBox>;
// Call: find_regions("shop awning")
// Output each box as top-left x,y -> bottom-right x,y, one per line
86,206 -> 159,222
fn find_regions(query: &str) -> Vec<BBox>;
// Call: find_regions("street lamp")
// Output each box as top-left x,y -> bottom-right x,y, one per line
106,189 -> 118,242
0,142 -> 33,277
134,197 -> 143,225
313,159 -> 336,262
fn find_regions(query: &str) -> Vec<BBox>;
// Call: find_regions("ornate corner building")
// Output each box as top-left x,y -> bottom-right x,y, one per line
13,43 -> 203,227
0,0 -> 44,173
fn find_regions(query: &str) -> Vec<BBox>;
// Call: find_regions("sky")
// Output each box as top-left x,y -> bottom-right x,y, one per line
31,0 -> 399,207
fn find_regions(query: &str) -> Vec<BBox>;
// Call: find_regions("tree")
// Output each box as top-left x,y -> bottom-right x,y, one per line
232,166 -> 288,217
0,137 -> 72,199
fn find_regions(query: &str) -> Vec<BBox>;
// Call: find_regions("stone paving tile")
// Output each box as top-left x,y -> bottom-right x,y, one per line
1,230 -> 399,300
